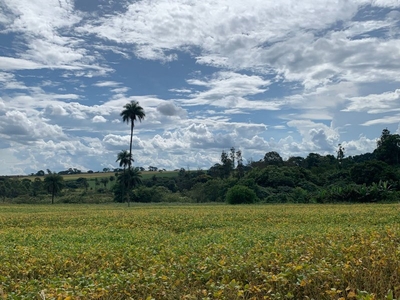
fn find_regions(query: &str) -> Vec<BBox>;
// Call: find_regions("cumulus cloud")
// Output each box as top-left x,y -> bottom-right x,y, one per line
156,101 -> 187,117
103,134 -> 145,151
0,110 -> 65,142
287,120 -> 339,152
92,115 -> 107,123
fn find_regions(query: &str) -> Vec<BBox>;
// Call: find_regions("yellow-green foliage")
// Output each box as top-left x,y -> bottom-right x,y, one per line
0,204 -> 399,299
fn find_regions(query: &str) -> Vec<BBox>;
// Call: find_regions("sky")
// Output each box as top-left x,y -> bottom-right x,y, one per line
0,0 -> 400,175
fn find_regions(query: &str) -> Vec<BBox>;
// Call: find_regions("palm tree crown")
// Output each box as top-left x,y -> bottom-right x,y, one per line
117,167 -> 142,189
116,150 -> 133,171
44,173 -> 64,204
120,101 -> 145,169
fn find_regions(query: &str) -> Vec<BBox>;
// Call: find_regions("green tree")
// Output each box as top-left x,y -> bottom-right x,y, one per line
286,156 -> 305,167
0,180 -> 9,202
32,177 -> 43,197
100,177 -> 109,189
350,160 -> 398,186
116,150 -> 133,173
374,128 -> 400,165
230,147 -> 236,170
337,144 -> 345,168
226,185 -> 257,204
114,168 -> 142,204
120,101 -> 145,170
116,150 -> 134,205
264,151 -> 284,166
76,177 -> 89,192
43,173 -> 64,204
236,149 -> 244,178
220,150 -> 232,178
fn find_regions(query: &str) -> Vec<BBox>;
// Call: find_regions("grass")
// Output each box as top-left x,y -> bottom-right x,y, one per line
0,203 -> 399,299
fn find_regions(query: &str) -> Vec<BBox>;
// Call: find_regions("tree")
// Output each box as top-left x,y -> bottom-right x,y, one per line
286,156 -> 305,167
100,177 -> 109,189
77,177 -> 89,192
120,101 -> 145,170
220,150 -> 232,178
374,128 -> 400,165
236,149 -> 244,178
36,170 -> 45,176
264,151 -> 283,166
337,144 -> 345,168
0,180 -> 9,202
116,150 -> 132,173
305,153 -> 322,169
43,173 -> 64,204
230,147 -> 236,169
32,177 -> 43,197
226,185 -> 257,204
114,168 -> 142,204
350,160 -> 398,186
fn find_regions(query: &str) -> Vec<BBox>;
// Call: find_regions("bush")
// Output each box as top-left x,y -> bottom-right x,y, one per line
189,179 -> 227,203
226,185 -> 257,204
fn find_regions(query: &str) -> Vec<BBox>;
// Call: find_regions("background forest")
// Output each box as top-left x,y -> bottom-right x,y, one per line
1,128 -> 399,205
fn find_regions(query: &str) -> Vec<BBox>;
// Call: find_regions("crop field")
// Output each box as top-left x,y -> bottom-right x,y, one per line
11,171 -> 179,182
0,204 -> 399,300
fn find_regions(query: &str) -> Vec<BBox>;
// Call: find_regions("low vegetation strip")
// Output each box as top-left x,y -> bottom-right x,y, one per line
0,204 -> 399,299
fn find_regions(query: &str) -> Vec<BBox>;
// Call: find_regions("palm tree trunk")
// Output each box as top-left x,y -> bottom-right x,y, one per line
129,121 -> 134,169
127,121 -> 134,207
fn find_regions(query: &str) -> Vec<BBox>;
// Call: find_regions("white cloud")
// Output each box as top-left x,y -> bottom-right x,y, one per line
287,119 -> 339,152
94,81 -> 121,87
156,101 -> 187,117
0,56 -> 47,71
92,115 -> 107,123
344,89 -> 400,114
0,110 -> 65,142
362,115 -> 400,126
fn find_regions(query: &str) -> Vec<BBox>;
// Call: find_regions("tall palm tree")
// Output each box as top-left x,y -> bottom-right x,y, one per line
117,167 -> 142,206
44,173 -> 64,204
116,150 -> 133,204
117,168 -> 142,189
116,150 -> 133,173
120,101 -> 145,170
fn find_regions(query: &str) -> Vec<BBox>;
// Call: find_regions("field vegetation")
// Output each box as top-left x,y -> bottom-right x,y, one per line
0,203 -> 399,299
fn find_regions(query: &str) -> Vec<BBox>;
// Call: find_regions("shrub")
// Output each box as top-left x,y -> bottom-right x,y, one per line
226,185 -> 257,204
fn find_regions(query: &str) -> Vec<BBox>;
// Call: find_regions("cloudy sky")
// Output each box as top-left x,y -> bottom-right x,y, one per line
0,0 -> 399,175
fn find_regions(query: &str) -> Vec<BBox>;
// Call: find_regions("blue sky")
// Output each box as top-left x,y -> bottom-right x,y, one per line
0,0 -> 400,175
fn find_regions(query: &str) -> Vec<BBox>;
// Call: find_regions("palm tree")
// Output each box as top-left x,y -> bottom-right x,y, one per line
44,173 -> 64,204
114,168 -> 142,206
117,168 -> 142,206
116,150 -> 133,173
120,101 -> 145,170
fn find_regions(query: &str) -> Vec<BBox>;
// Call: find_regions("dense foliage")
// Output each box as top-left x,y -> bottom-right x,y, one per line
226,185 -> 258,204
1,128 -> 400,204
